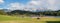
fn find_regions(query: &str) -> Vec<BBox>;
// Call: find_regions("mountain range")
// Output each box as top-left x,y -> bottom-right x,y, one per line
0,8 -> 59,12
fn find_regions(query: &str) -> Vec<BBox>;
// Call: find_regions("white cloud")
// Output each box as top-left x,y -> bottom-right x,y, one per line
8,2 -> 38,11
8,0 -> 60,12
47,0 -> 55,5
47,0 -> 60,11
0,0 -> 4,4
8,2 -> 25,11
26,0 -> 48,11
30,0 -> 60,11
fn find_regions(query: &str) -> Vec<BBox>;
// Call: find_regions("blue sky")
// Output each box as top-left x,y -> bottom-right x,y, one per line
4,0 -> 30,4
0,0 -> 30,9
0,0 -> 60,11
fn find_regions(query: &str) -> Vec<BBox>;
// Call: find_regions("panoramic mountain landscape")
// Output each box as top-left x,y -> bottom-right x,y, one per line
0,0 -> 60,23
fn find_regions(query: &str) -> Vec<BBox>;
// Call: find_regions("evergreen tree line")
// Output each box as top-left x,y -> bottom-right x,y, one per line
0,10 -> 60,16
7,10 -> 60,16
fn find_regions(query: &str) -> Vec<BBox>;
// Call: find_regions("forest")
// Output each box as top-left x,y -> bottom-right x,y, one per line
0,9 -> 60,16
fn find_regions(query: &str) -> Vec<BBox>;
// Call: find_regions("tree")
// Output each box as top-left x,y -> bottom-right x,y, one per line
0,10 -> 6,15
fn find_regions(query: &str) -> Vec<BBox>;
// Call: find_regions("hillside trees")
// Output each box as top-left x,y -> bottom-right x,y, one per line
0,9 -> 60,16
0,10 -> 7,15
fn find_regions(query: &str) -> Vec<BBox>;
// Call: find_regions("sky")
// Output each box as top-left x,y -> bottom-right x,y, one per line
0,0 -> 60,12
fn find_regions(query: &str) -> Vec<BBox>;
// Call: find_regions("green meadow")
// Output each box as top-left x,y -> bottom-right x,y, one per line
0,15 -> 60,23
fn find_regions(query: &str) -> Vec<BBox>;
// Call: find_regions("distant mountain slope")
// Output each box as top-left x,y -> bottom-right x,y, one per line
1,8 -> 60,12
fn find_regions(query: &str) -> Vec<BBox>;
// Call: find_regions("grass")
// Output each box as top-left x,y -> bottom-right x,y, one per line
0,15 -> 60,23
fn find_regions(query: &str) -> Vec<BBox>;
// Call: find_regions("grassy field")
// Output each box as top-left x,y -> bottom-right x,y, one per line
0,15 -> 60,23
